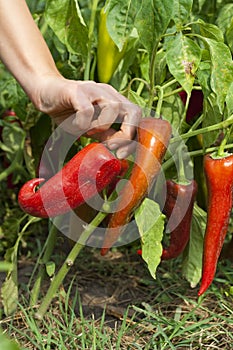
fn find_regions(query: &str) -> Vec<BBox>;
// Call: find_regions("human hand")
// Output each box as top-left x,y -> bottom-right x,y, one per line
34,77 -> 141,158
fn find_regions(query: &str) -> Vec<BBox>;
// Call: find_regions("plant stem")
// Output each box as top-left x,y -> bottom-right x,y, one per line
171,115 -> 233,143
189,142 -> 233,157
177,145 -> 188,184
35,209 -> 108,320
179,92 -> 191,132
0,153 -> 27,182
148,43 -> 159,110
155,85 -> 164,117
163,142 -> 233,172
84,0 -> 99,80
161,78 -> 177,90
217,126 -> 232,157
30,217 -> 60,306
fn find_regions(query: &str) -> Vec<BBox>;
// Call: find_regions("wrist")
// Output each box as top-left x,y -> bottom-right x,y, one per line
27,73 -> 66,112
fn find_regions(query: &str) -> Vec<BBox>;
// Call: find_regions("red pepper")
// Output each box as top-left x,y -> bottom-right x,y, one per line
101,117 -> 172,256
18,142 -> 121,218
179,90 -> 203,123
198,153 -> 233,296
161,179 -> 197,260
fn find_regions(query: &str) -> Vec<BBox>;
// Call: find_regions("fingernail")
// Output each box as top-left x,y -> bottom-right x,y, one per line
108,143 -> 118,150
116,150 -> 128,159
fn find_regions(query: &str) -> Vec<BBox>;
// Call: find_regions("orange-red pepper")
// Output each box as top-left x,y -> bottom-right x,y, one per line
101,117 -> 172,255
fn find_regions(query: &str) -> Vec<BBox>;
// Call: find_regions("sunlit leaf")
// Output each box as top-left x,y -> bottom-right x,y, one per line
45,0 -> 88,57
135,198 -> 165,279
166,33 -> 202,94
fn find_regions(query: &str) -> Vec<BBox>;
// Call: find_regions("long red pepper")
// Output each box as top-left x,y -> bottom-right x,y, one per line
18,142 -> 121,218
198,153 -> 233,296
101,117 -> 172,256
161,179 -> 197,260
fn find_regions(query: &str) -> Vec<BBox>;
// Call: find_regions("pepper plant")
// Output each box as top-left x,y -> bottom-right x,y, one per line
1,0 -> 233,318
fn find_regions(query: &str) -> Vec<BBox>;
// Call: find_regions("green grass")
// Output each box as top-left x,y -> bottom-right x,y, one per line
1,245 -> 233,349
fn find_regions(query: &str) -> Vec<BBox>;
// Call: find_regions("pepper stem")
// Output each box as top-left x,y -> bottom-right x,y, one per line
177,145 -> 189,185
217,127 -> 232,158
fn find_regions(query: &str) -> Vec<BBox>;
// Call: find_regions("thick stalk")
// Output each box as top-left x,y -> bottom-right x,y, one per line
171,115 -> 233,143
35,209 -> 108,319
29,217 -> 60,306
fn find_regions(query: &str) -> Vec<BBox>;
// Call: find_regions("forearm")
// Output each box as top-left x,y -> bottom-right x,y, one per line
0,0 -> 61,106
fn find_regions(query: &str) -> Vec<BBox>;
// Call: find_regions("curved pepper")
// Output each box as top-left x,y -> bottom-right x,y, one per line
161,179 -> 197,260
198,153 -> 233,296
97,8 -> 127,83
18,142 -> 121,218
101,117 -> 172,255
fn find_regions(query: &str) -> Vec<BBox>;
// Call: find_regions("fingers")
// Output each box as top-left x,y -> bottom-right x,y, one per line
88,101 -> 120,133
50,80 -> 142,155
116,140 -> 136,159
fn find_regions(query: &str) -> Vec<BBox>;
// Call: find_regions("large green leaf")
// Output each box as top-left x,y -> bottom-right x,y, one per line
216,3 -> 233,35
45,0 -> 88,57
182,204 -> 206,288
166,33 -> 202,94
135,0 -> 174,57
202,38 -> 233,113
173,0 -> 193,29
105,0 -> 139,51
135,198 -> 165,279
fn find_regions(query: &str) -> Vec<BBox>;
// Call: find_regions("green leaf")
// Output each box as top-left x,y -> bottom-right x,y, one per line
166,33 -> 202,94
197,20 -> 224,42
202,93 -> 222,148
216,4 -> 233,36
173,0 -> 193,30
2,124 -> 25,162
182,204 -> 206,288
161,88 -> 184,130
0,332 -> 21,350
202,38 -> 233,113
0,262 -> 12,272
135,0 -> 174,58
135,198 -> 165,279
46,261 -> 56,277
1,246 -> 19,316
225,82 -> 233,117
154,49 -> 167,85
196,60 -> 211,98
105,0 -> 139,51
226,21 -> 233,55
45,0 -> 88,57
